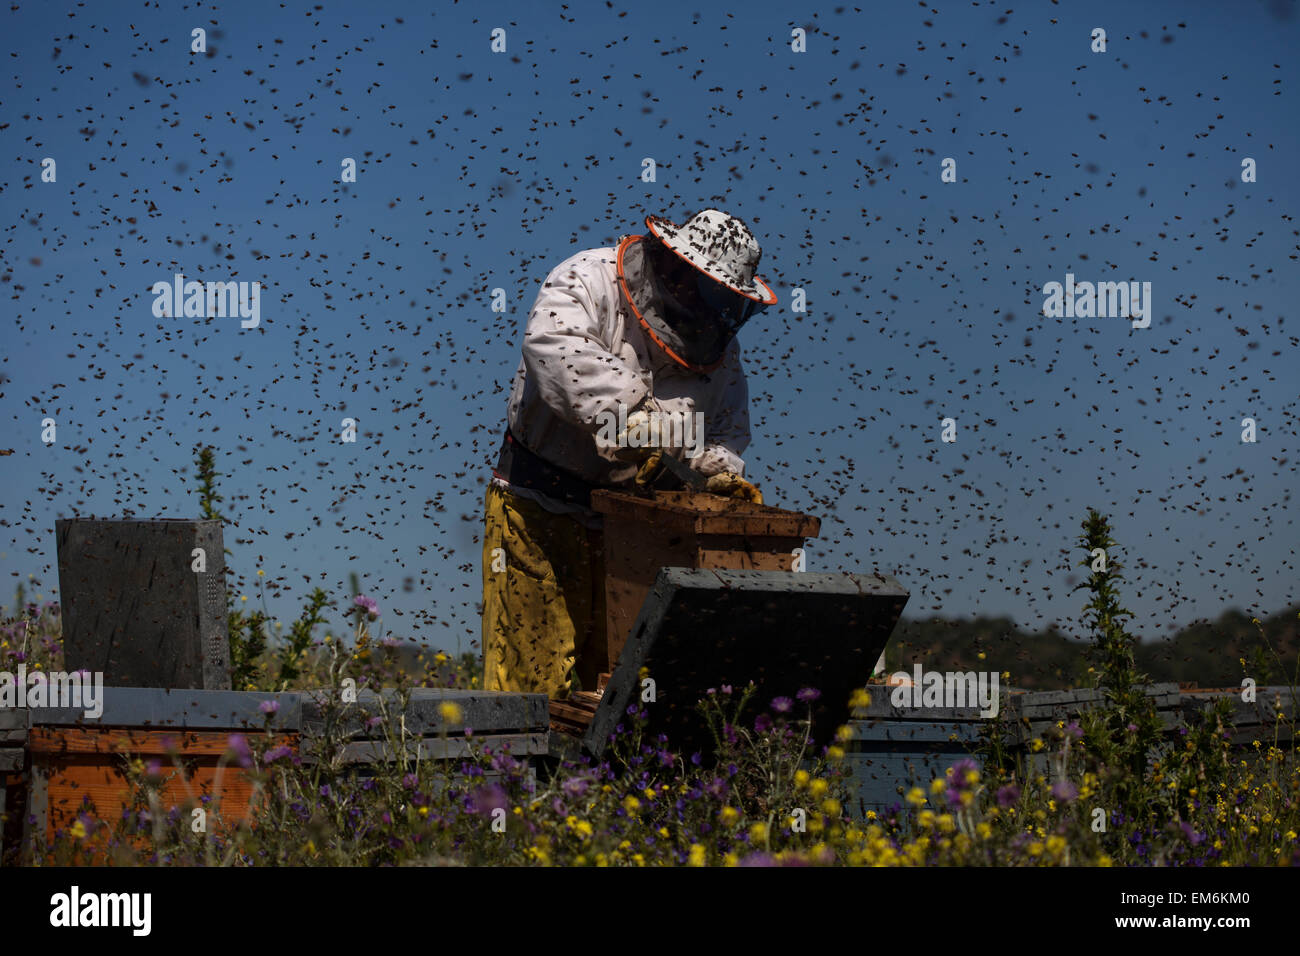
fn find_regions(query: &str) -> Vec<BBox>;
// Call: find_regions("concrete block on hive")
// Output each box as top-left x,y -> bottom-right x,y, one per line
55,518 -> 231,690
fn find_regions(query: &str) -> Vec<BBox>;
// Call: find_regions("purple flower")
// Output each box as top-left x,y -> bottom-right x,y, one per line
226,734 -> 253,768
1051,780 -> 1078,803
259,699 -> 279,716
995,784 -> 1020,807
561,777 -> 590,800
720,685 -> 733,695
754,714 -> 773,734
770,696 -> 793,714
950,758 -> 979,787
470,783 -> 509,816
264,745 -> 293,763
796,687 -> 820,703
353,595 -> 380,620
1179,822 -> 1204,846
402,772 -> 418,790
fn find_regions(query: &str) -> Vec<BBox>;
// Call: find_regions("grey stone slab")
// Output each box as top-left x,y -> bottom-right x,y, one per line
23,687 -> 300,730
585,568 -> 909,758
306,733 -> 550,765
299,688 -> 549,736
850,720 -> 987,745
56,518 -> 231,690
0,748 -> 22,771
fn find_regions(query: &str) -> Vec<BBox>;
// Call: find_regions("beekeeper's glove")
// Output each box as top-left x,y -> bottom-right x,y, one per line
705,471 -> 763,505
611,397 -> 665,463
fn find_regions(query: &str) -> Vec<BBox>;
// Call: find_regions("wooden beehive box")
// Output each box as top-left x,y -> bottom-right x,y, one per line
590,490 -> 821,668
4,686 -> 549,864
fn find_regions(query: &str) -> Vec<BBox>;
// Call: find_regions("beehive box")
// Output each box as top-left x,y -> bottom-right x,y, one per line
844,689 -> 999,818
3,686 -> 548,864
590,490 -> 821,667
843,682 -> 1211,816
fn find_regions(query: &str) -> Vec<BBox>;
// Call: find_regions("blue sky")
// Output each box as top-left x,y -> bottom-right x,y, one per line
2,0 -> 1296,656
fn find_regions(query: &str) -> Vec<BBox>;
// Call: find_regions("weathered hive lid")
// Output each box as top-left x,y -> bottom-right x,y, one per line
583,567 -> 908,758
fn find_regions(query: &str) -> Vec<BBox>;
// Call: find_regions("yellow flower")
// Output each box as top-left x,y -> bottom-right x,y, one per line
850,688 -> 872,709
434,652 -> 448,665
719,805 -> 740,827
976,822 -> 992,840
821,798 -> 842,817
937,814 -> 956,834
1029,738 -> 1044,753
835,724 -> 854,743
1046,835 -> 1066,856
917,810 -> 936,829
418,806 -> 429,817
930,778 -> 947,795
794,769 -> 810,789
749,821 -> 768,844
906,787 -> 927,808
826,745 -> 845,761
866,810 -> 877,821
657,827 -> 670,839
575,820 -> 593,839
644,787 -> 657,802
256,569 -> 265,577
688,844 -> 707,867
439,701 -> 463,725
622,795 -> 640,814
1098,854 -> 1113,867
809,778 -> 829,798
69,820 -> 87,840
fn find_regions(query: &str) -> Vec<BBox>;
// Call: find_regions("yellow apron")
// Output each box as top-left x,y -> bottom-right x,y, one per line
481,484 -> 605,698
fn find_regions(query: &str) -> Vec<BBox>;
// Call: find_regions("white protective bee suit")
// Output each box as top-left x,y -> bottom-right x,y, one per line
483,211 -> 776,697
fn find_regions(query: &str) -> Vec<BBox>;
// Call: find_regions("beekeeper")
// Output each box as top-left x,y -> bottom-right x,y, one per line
482,208 -> 779,698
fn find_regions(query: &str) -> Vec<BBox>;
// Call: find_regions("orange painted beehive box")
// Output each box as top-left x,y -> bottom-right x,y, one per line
0,686 -> 549,864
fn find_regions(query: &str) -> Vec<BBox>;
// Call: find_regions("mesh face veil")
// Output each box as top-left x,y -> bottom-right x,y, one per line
642,235 -> 768,365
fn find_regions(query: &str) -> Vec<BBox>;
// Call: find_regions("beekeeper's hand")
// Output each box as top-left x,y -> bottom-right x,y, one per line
705,471 -> 763,504
633,449 -> 666,488
611,397 -> 664,463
